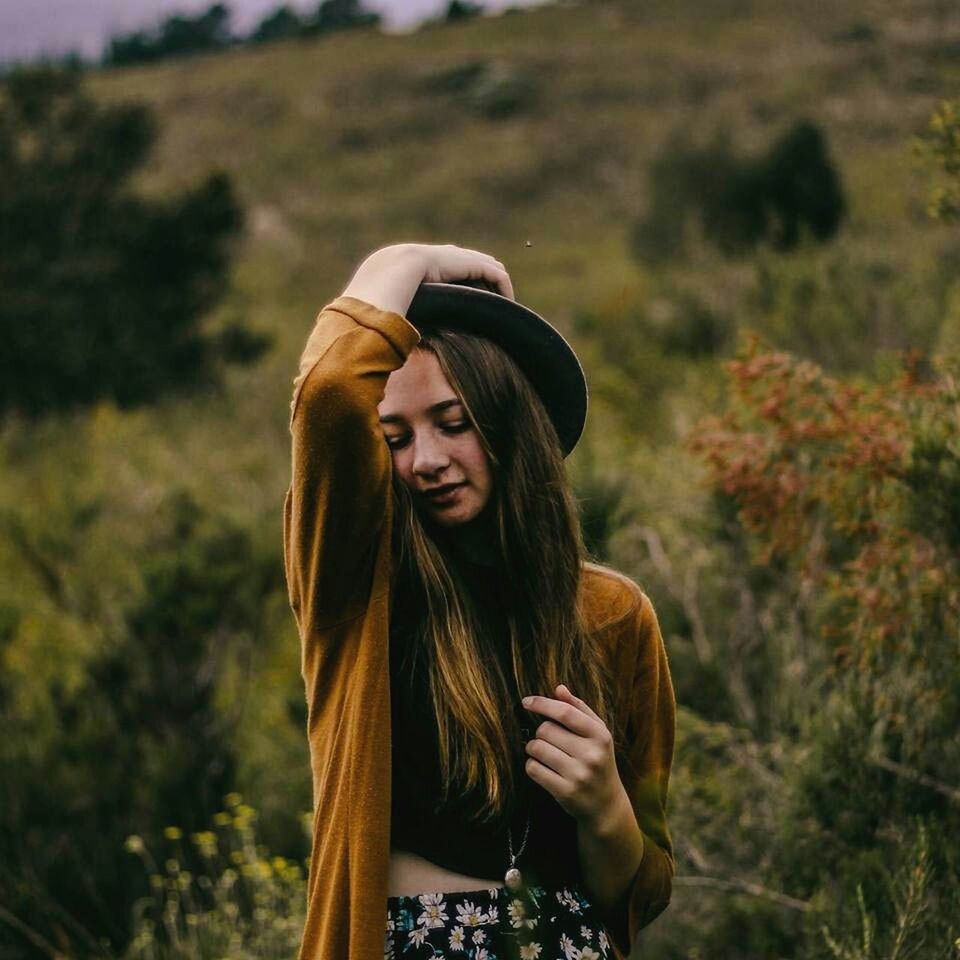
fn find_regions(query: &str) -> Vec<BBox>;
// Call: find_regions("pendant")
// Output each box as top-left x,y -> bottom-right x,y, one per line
504,866 -> 523,892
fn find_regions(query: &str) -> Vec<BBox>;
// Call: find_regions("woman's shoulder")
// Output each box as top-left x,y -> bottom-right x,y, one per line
579,560 -> 652,633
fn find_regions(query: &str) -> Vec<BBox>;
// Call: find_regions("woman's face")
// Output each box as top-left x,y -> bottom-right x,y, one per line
378,349 -> 494,527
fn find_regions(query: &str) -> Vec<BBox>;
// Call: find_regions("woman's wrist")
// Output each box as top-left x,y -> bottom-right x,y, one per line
340,244 -> 427,318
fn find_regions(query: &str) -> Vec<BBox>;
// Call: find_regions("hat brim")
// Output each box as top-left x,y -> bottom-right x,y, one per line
406,281 -> 588,457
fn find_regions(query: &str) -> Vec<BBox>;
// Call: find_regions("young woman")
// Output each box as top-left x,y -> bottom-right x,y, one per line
283,243 -> 675,960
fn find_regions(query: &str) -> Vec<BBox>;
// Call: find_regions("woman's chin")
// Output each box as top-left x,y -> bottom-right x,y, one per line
422,499 -> 484,528
429,506 -> 476,527
412,486 -> 493,529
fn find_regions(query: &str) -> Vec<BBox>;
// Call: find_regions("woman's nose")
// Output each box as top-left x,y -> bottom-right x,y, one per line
411,433 -> 450,476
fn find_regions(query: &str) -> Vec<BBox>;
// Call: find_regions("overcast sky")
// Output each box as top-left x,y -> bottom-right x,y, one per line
0,0 -> 547,63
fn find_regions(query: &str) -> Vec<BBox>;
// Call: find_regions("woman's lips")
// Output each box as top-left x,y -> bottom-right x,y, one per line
424,483 -> 465,505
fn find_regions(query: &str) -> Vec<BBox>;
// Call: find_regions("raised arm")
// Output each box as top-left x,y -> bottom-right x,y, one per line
283,243 -> 514,637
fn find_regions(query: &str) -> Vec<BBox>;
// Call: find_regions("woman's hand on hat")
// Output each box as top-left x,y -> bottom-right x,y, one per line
414,243 -> 515,301
342,243 -> 513,318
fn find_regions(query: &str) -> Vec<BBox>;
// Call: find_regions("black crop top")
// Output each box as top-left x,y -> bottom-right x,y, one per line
388,555 -> 582,888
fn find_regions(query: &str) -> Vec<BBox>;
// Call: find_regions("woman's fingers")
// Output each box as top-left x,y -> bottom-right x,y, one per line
493,267 -> 515,300
417,244 -> 515,300
454,248 -> 514,300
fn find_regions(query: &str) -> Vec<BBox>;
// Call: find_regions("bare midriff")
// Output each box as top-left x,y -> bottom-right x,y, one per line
388,848 -> 506,898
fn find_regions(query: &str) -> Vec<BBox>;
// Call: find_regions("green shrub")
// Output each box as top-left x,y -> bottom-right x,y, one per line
0,66 -> 263,422
415,59 -> 539,120
0,490 -> 287,959
915,98 -> 960,223
744,248 -> 944,373
123,795 -> 307,960
632,120 -> 845,261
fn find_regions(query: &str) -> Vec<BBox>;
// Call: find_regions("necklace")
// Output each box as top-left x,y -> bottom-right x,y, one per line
505,722 -> 533,894
505,805 -> 531,892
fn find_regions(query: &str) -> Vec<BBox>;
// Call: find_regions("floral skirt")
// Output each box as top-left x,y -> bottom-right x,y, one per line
384,881 -> 612,959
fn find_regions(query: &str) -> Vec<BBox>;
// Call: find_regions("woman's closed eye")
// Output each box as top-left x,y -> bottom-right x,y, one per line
384,421 -> 471,449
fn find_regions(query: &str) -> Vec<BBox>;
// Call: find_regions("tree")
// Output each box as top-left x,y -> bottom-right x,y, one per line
299,0 -> 381,35
445,0 -> 484,21
250,5 -> 304,44
104,3 -> 234,66
0,66 -> 267,422
632,119 -> 846,261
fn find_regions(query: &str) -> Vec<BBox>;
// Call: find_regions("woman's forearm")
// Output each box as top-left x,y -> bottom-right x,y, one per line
340,244 -> 428,318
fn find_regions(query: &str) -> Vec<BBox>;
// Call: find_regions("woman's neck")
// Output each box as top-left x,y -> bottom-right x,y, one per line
444,511 -> 499,568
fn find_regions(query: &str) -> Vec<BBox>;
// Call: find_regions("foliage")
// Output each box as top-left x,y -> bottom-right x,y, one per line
686,339 -> 960,957
218,0 -> 381,53
249,6 -> 305,45
444,0 -> 485,22
104,4 -> 235,66
0,490 -> 287,959
0,66 -> 264,422
571,277 -> 731,450
688,339 -> 960,670
816,821 -> 960,960
633,120 -> 845,261
415,59 -> 540,120
2,6 -> 959,960
122,795 -> 307,960
915,98 -> 960,223
102,1 -> 381,64
299,0 -> 382,35
743,248 -> 949,374
636,707 -> 804,960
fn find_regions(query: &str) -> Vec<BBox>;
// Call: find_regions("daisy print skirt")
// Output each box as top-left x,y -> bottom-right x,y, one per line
384,881 -> 611,960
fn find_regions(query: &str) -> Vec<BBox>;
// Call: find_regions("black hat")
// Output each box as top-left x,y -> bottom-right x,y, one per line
406,279 -> 588,457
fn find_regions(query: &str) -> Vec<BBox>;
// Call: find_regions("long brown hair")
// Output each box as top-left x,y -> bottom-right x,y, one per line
390,327 -> 621,824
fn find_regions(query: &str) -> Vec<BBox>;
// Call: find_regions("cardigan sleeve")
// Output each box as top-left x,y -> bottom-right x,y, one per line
283,294 -> 420,635
603,592 -> 676,958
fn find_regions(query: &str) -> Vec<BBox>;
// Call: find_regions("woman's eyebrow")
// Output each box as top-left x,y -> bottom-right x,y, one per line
379,398 -> 462,424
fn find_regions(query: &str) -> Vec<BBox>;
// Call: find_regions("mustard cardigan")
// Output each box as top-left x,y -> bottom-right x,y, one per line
283,296 -> 676,960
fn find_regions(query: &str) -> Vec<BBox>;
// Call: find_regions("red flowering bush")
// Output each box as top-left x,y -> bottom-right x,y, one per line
689,337 -> 960,674
685,337 -> 960,957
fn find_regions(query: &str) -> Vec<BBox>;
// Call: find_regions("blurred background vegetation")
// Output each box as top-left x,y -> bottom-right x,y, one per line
1,0 -> 959,957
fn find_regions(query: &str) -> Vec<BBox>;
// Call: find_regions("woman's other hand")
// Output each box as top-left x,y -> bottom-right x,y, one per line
340,243 -> 514,318
521,683 -> 629,832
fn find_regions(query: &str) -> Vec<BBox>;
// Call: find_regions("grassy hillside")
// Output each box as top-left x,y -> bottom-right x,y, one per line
3,0 -> 959,956
65,0 -> 957,531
